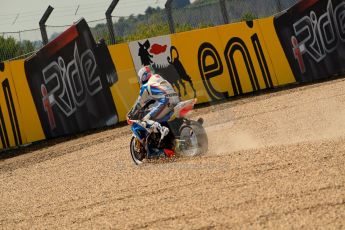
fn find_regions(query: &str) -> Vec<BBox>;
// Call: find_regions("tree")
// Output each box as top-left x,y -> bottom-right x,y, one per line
172,0 -> 191,8
0,36 -> 35,61
145,6 -> 155,15
123,22 -> 194,42
0,36 -> 18,61
18,40 -> 35,55
241,12 -> 257,21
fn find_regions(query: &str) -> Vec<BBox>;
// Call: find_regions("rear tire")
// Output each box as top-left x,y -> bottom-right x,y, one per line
179,121 -> 208,157
130,136 -> 145,165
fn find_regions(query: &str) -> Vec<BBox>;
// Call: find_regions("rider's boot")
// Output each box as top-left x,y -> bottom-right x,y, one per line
148,148 -> 174,158
163,149 -> 175,158
148,148 -> 165,159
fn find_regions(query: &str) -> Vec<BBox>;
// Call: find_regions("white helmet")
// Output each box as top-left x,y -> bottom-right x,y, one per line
138,66 -> 153,85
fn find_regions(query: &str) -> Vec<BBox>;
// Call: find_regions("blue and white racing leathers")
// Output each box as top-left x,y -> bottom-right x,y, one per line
131,74 -> 180,123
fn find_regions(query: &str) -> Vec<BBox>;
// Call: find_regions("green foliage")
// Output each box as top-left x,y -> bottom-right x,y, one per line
122,23 -> 170,42
175,23 -> 194,32
19,40 -> 35,55
86,0 -> 222,45
145,6 -> 161,15
88,2 -> 218,45
118,23 -> 199,43
171,0 -> 191,8
0,36 -> 35,61
241,12 -> 258,21
196,23 -> 214,29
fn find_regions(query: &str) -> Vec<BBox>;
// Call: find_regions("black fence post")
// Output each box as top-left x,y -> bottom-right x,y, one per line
39,5 -> 54,45
165,0 -> 175,34
0,62 -> 4,72
106,0 -> 119,45
219,0 -> 229,24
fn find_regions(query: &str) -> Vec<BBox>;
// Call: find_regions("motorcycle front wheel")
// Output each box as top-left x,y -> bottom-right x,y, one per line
130,136 -> 146,165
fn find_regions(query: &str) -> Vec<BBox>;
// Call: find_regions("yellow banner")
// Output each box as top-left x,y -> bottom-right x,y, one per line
257,17 -> 295,85
170,27 -> 228,102
0,61 -> 26,149
108,43 -> 139,122
216,19 -> 279,94
169,18 -> 296,101
10,60 -> 45,144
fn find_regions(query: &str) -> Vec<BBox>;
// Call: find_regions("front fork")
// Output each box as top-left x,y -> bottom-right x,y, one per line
133,137 -> 142,151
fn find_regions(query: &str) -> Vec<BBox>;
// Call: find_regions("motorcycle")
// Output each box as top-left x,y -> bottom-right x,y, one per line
127,98 -> 208,165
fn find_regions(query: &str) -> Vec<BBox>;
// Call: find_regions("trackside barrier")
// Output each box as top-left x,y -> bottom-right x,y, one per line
0,61 -> 26,149
126,16 -> 296,103
0,0 -> 344,151
273,0 -> 345,82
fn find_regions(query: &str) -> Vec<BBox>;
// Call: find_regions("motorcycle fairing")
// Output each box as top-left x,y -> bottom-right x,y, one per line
131,123 -> 148,143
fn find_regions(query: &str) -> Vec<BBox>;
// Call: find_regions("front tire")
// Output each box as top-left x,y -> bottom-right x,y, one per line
130,136 -> 145,165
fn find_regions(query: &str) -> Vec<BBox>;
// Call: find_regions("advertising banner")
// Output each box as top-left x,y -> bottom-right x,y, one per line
24,19 -> 119,138
128,20 -> 289,103
216,20 -> 279,96
0,62 -> 26,149
107,44 -> 139,122
274,0 -> 345,82
129,35 -> 199,100
257,17 -> 296,86
10,60 -> 45,144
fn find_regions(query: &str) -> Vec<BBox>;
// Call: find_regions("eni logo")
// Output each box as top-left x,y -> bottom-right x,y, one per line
198,21 -> 273,101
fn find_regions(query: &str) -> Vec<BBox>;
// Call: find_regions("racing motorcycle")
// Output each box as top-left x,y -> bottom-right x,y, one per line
127,99 -> 208,165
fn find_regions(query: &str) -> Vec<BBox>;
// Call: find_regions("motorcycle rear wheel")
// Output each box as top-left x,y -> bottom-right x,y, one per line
178,122 -> 208,157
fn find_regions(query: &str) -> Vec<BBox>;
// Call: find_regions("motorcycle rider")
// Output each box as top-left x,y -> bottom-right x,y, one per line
127,65 -> 180,158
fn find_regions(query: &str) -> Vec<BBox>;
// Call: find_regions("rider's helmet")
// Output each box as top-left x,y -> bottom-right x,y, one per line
138,66 -> 153,85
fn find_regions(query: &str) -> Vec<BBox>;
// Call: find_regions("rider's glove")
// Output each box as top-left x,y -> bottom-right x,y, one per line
127,102 -> 142,119
142,113 -> 151,122
140,121 -> 148,128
